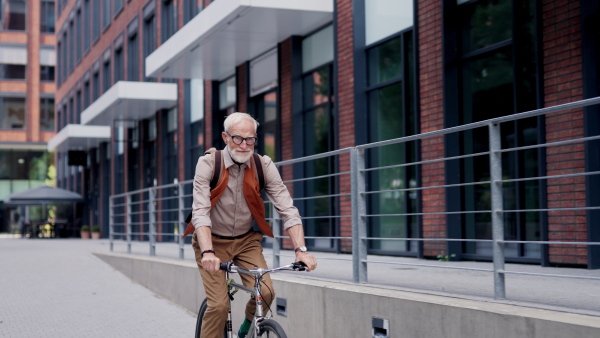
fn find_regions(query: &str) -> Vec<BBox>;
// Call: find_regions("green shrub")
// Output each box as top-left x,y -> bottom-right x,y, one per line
91,225 -> 101,233
81,225 -> 90,232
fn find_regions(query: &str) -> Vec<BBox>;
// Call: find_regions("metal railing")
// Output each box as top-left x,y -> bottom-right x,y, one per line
110,96 -> 600,299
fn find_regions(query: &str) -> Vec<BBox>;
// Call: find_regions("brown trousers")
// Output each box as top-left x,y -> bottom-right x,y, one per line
192,230 -> 275,338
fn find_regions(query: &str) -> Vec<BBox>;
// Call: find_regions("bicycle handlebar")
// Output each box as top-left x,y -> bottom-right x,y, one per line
219,261 -> 307,274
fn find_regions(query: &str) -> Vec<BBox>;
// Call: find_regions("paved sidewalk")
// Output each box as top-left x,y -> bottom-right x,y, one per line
0,238 -> 195,338
2,236 -> 600,338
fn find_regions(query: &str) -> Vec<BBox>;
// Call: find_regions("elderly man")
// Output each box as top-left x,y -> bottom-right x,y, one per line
191,112 -> 317,337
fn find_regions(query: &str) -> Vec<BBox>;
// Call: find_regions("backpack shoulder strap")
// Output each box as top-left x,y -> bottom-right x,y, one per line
210,150 -> 223,190
184,149 -> 223,225
252,153 -> 265,191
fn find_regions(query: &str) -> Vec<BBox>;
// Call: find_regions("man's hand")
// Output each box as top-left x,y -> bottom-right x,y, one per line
201,252 -> 221,273
295,252 -> 317,271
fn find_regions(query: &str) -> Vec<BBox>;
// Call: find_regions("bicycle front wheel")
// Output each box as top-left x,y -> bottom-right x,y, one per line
257,319 -> 287,338
195,298 -> 227,338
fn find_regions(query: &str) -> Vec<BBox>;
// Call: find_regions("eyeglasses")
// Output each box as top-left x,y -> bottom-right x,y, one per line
227,132 -> 258,145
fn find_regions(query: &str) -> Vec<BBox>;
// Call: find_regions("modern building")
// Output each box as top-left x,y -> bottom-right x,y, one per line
0,0 -> 56,232
49,0 -> 600,269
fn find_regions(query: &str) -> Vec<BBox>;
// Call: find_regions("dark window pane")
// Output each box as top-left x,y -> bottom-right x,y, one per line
102,0 -> 110,28
114,47 -> 123,82
461,51 -> 513,123
40,1 -> 55,33
40,98 -> 55,131
143,14 -> 155,82
0,64 -> 26,80
0,97 -> 26,129
103,60 -> 111,93
127,32 -> 139,81
461,0 -> 512,54
1,0 -> 26,31
368,36 -> 402,86
161,0 -> 176,43
40,66 -> 55,81
303,68 -> 330,109
92,0 -> 100,41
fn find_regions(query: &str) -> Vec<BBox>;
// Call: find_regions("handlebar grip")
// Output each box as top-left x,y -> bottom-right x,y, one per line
292,262 -> 307,271
220,261 -> 233,272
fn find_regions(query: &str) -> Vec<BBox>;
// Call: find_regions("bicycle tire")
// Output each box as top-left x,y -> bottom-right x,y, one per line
195,298 -> 227,338
256,319 -> 287,338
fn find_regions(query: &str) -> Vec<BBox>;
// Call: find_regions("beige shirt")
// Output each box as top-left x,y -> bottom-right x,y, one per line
191,146 -> 302,237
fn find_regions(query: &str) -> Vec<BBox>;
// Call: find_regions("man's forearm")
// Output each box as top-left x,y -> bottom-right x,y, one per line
195,226 -> 214,251
285,224 -> 306,249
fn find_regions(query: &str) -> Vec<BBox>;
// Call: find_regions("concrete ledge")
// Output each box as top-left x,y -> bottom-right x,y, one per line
94,252 -> 600,338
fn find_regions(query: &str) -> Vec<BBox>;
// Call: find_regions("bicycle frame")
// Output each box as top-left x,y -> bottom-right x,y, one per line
221,262 -> 306,338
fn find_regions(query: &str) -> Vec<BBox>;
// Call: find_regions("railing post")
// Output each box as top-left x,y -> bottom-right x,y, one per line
109,196 -> 114,251
126,194 -> 132,254
149,188 -> 156,256
489,122 -> 506,299
351,147 -> 368,283
178,182 -> 185,260
272,203 -> 281,268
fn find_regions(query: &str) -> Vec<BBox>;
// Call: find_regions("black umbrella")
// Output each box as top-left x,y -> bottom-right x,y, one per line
4,185 -> 83,205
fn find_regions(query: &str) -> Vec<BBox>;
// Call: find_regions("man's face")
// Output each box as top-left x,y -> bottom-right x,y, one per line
222,119 -> 255,163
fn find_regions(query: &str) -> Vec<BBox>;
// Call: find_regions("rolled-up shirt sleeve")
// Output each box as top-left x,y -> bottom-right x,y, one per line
191,154 -> 214,229
262,155 -> 302,231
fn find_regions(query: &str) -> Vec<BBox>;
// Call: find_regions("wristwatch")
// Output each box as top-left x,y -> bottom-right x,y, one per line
295,246 -> 308,254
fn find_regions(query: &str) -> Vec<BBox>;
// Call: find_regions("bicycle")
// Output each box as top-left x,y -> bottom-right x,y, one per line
195,261 -> 307,338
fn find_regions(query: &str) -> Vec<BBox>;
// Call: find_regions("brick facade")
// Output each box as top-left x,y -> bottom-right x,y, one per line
542,0 -> 587,265
418,0 -> 446,256
278,38 -> 294,250
336,0 -> 355,252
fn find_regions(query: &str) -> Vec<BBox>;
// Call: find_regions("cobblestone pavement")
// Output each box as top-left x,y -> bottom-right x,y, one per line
0,238 -> 195,338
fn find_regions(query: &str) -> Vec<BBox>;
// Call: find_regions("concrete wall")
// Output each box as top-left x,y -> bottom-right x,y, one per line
94,252 -> 600,338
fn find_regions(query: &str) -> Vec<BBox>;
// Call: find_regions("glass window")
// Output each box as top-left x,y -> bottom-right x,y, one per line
0,97 -> 26,130
76,8 -> 82,63
114,45 -> 124,82
301,64 -> 335,250
102,0 -> 110,29
40,65 -> 55,81
167,107 -> 177,132
460,0 -> 512,54
83,80 -> 90,108
92,0 -> 100,42
103,58 -> 111,93
161,0 -> 176,43
40,0 -> 55,33
92,71 -> 100,100
190,79 -> 204,123
40,97 -> 55,131
0,0 -> 26,31
368,36 -> 402,86
365,0 -> 413,45
0,64 -> 26,80
451,0 -> 541,259
127,31 -> 138,81
365,31 -> 417,253
218,76 -> 236,110
69,19 -> 74,72
114,0 -> 124,17
143,11 -> 156,82
183,0 -> 201,24
83,0 -> 90,52
56,42 -> 61,86
302,25 -> 334,73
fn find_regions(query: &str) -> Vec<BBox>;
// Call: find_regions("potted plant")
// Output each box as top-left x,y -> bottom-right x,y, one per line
80,225 -> 90,239
91,225 -> 101,239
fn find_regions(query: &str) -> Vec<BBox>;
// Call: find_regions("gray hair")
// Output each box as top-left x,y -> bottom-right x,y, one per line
223,112 -> 259,134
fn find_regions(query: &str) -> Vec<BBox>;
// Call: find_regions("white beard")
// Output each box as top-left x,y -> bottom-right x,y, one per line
229,147 -> 254,163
